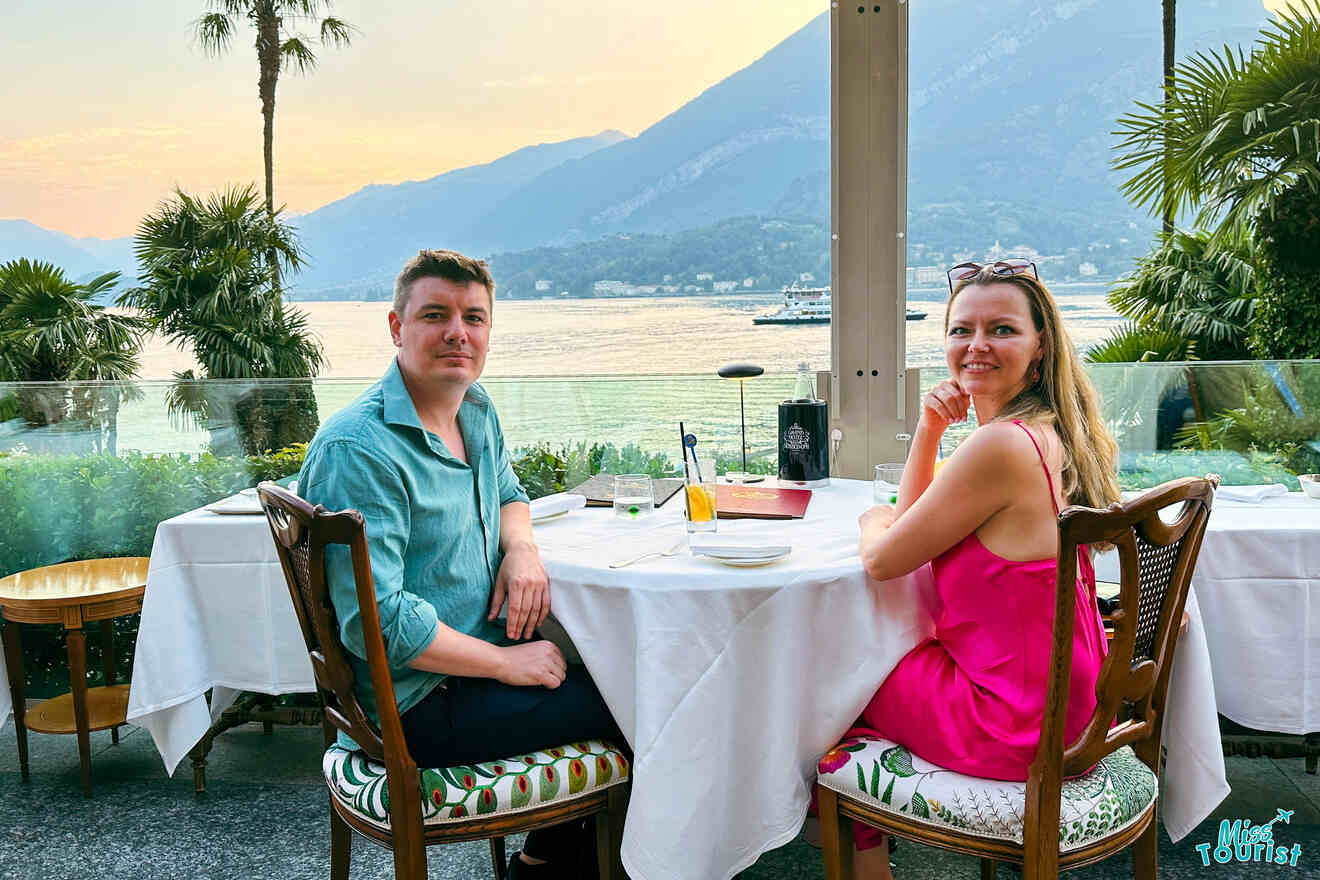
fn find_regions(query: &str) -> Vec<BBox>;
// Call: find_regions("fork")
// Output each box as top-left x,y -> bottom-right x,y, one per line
609,538 -> 685,568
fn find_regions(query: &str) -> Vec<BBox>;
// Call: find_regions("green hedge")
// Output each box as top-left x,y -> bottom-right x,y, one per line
1119,448 -> 1301,492
2,439 -> 727,694
2,445 -> 305,696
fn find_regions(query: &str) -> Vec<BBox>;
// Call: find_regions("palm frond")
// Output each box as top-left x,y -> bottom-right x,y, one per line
1113,3 -> 1320,249
193,12 -> 235,55
0,259 -> 147,382
319,16 -> 353,48
279,37 -> 318,73
1084,321 -> 1190,363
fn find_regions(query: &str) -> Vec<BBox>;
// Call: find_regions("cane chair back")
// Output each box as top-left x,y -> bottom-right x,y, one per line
258,483 -> 391,759
257,482 -> 629,880
816,476 -> 1216,880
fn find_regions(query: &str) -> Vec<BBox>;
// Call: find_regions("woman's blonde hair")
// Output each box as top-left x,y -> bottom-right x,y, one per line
947,268 -> 1120,511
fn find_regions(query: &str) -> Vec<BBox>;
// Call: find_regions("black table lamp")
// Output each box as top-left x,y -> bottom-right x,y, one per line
717,362 -> 765,483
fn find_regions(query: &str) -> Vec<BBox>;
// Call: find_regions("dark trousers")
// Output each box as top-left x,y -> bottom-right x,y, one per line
401,664 -> 624,866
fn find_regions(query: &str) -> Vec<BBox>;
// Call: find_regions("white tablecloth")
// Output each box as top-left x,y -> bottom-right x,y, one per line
126,507 -> 315,773
1095,491 -> 1320,735
537,479 -> 1225,878
0,633 -> 10,730
124,481 -> 1227,879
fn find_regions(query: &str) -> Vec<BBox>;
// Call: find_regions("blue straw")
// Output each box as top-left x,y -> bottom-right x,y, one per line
683,432 -> 704,483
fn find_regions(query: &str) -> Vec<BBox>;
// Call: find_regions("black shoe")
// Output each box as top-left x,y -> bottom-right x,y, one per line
508,850 -> 559,879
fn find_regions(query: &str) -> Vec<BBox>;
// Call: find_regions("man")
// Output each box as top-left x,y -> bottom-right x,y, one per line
299,249 -> 621,878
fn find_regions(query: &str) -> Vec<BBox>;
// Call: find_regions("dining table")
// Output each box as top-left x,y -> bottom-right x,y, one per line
1094,488 -> 1320,736
124,477 -> 1228,880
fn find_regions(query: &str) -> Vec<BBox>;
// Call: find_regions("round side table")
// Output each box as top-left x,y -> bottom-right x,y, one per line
0,557 -> 148,797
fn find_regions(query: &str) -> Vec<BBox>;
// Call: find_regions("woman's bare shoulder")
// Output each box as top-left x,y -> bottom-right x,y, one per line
950,421 -> 1048,482
958,420 -> 1037,456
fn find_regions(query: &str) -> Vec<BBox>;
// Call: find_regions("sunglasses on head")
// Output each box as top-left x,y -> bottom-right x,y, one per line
946,259 -> 1039,294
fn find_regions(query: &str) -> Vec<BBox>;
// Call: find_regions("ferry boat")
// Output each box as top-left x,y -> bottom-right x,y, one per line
753,285 -> 926,325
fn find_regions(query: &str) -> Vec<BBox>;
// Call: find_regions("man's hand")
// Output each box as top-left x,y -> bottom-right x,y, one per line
496,640 -> 566,689
489,541 -> 550,640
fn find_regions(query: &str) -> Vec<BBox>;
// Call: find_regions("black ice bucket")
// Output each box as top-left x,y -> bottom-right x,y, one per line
778,399 -> 829,487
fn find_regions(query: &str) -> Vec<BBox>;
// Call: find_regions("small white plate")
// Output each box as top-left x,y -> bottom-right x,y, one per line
701,550 -> 791,567
531,509 -> 572,524
204,495 -> 264,515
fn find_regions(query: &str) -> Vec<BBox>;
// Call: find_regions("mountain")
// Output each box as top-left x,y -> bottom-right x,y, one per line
5,0 -> 1273,298
284,0 -> 1268,295
0,220 -> 137,288
0,131 -> 626,301
289,130 -> 629,295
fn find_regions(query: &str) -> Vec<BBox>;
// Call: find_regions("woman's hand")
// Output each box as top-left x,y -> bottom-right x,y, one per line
858,505 -> 899,580
859,504 -> 898,534
920,379 -> 971,432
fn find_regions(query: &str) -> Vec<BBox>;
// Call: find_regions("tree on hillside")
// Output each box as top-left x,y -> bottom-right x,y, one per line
194,1 -> 353,219
123,185 -> 325,454
0,259 -> 149,451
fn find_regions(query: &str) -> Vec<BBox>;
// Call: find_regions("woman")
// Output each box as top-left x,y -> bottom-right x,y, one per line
843,261 -> 1119,878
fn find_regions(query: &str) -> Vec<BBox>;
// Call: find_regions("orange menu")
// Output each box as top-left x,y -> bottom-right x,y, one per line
715,484 -> 812,519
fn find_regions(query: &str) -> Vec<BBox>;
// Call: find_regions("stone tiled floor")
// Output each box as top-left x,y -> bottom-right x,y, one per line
1,719 -> 1317,879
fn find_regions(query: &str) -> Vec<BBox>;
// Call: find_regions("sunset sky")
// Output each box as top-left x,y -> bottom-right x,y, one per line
0,1 -> 1289,240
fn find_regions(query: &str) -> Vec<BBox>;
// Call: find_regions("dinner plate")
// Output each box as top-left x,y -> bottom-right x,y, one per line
704,550 -> 791,567
688,542 -> 792,560
204,495 -> 264,515
531,509 -> 571,524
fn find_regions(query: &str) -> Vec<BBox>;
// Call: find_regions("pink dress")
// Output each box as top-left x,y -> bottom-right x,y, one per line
843,421 -> 1108,849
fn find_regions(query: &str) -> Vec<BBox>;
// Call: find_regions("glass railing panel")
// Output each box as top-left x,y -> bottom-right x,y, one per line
483,373 -> 796,491
0,378 -> 366,580
921,360 -> 1320,491
0,373 -> 801,580
4,360 -> 1318,583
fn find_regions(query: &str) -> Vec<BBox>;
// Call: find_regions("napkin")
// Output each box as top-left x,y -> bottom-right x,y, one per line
529,492 -> 587,519
1214,483 -> 1290,503
688,536 -> 792,559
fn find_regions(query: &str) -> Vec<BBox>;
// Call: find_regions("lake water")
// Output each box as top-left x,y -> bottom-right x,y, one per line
134,283 -> 1122,379
103,283 -> 1124,461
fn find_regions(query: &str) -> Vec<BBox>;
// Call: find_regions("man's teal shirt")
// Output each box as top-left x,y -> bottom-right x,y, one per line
298,360 -> 529,748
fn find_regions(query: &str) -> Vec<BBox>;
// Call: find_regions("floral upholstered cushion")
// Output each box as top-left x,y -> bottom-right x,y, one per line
324,739 -> 629,830
816,737 -> 1156,853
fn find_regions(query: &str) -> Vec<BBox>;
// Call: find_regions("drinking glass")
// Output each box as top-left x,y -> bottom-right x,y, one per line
874,463 -> 904,504
613,474 -> 655,519
683,475 -> 719,533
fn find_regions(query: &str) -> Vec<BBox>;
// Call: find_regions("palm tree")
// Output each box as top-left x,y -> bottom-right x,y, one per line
1115,0 -> 1320,250
1099,229 -> 1256,362
193,1 -> 353,218
0,259 -> 149,450
123,185 -> 325,454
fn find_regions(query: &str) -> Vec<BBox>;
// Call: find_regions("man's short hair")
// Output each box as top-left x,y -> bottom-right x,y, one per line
393,249 -> 496,315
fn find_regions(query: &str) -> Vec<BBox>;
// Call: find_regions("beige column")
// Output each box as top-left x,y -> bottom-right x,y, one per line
827,0 -> 920,479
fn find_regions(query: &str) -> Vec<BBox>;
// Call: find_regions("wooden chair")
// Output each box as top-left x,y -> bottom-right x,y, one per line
816,476 -> 1215,880
256,483 -> 630,880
